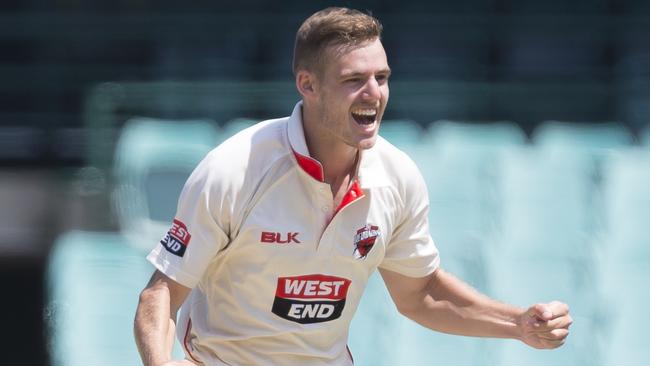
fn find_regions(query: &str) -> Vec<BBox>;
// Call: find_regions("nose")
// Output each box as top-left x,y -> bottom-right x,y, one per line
361,77 -> 381,101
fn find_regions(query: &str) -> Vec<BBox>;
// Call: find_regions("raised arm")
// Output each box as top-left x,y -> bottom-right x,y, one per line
379,267 -> 572,349
134,270 -> 192,366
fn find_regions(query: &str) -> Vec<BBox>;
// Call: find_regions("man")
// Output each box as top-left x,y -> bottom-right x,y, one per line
134,7 -> 572,366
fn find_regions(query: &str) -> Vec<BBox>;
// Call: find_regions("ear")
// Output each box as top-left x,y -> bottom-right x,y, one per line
295,70 -> 318,100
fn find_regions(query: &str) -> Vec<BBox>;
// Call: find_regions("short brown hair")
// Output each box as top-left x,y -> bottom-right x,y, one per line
292,7 -> 383,75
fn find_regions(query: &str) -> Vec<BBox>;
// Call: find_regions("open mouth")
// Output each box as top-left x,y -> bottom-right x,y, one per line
351,108 -> 377,126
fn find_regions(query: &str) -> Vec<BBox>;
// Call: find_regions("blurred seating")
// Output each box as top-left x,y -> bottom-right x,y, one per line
249,81 -> 301,117
385,18 -> 491,82
615,84 -> 650,133
599,149 -> 650,364
498,23 -> 610,82
614,0 -> 650,13
396,319 -> 494,366
379,118 -> 424,150
614,30 -> 650,80
641,123 -> 650,146
383,0 -> 494,14
599,149 -> 650,259
494,147 -> 597,257
350,271 -> 494,366
488,145 -> 605,365
416,120 -> 526,293
533,121 -> 633,155
153,39 -> 256,81
499,0 -> 611,14
489,257 -> 603,366
256,15 -> 302,81
600,258 -> 650,366
113,117 -> 219,252
598,148 -> 650,366
84,81 -> 299,168
0,126 -> 45,161
492,82 -> 614,130
47,230 -> 184,366
531,120 -> 633,219
387,82 -> 494,123
420,120 -> 527,245
348,271 -> 403,366
221,118 -> 259,143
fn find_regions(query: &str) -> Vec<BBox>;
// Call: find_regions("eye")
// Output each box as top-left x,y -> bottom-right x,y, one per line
376,74 -> 389,84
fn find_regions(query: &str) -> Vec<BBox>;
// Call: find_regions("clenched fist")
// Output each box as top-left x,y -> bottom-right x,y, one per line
518,301 -> 573,349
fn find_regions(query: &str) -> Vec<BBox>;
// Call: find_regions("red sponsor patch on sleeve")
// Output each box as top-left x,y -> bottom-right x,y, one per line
160,219 -> 192,257
169,219 -> 191,246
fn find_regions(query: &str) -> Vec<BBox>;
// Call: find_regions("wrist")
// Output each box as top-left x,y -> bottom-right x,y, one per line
512,308 -> 527,341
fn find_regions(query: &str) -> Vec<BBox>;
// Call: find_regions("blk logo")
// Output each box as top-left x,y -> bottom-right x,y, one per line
261,231 -> 300,244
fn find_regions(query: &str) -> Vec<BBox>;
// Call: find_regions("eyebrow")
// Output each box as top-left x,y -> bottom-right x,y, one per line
340,68 -> 392,79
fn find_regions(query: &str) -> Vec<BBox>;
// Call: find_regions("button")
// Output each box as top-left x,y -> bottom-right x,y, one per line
321,206 -> 329,212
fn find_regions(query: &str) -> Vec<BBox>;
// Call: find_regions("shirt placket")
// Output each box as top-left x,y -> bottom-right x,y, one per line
317,180 -> 366,255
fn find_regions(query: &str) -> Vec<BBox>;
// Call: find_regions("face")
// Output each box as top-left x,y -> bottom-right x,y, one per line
309,38 -> 391,150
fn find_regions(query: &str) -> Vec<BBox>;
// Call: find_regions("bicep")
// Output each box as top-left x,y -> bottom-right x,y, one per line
379,267 -> 440,315
143,270 -> 192,314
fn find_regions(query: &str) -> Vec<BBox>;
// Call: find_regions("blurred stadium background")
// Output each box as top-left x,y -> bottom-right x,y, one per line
2,0 -> 649,365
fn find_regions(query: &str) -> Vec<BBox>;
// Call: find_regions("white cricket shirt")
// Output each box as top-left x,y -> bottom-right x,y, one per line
147,102 -> 440,366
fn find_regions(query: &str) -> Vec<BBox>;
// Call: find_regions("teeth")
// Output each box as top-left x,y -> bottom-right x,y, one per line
351,109 -> 377,116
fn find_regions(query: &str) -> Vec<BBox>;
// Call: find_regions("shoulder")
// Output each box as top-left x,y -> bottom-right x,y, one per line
372,136 -> 426,193
187,117 -> 292,194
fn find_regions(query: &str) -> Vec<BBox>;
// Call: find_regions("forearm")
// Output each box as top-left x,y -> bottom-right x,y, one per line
134,284 -> 177,366
401,269 -> 524,340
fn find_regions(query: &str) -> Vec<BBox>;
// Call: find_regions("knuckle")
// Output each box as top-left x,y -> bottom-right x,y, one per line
551,300 -> 569,313
559,315 -> 573,328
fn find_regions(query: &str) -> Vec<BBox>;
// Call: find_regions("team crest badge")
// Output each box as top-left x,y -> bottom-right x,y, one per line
353,224 -> 380,259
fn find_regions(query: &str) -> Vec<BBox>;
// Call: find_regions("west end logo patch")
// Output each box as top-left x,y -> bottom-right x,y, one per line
160,219 -> 191,257
272,274 -> 351,324
353,224 -> 380,260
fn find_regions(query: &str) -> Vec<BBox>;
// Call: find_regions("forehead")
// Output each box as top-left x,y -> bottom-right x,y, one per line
322,38 -> 389,77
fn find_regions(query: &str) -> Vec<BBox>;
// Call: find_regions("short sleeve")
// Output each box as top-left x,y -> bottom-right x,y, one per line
147,156 -> 230,288
379,164 -> 440,278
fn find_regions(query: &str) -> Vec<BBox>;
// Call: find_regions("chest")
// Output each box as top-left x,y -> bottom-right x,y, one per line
219,174 -> 400,276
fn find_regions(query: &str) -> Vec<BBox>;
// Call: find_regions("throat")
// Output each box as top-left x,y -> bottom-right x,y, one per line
331,175 -> 354,208
324,151 -> 359,196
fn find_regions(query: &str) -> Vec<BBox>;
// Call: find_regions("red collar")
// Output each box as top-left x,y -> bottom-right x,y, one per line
292,149 -> 324,182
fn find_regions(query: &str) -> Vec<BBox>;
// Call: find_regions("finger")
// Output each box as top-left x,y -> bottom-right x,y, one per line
547,301 -> 570,318
541,338 -> 567,349
529,315 -> 573,333
528,303 -> 553,322
536,328 -> 570,341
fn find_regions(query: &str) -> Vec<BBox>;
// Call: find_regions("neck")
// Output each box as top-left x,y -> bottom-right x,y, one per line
302,108 -> 359,186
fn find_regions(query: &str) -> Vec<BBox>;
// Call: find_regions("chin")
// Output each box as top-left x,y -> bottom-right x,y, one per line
358,137 -> 378,150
